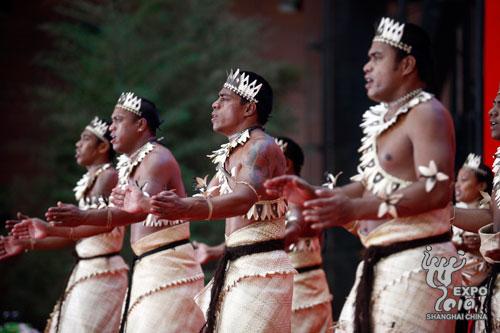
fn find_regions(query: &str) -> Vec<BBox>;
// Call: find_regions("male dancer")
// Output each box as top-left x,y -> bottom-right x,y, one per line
116,70 -> 295,332
193,136 -> 333,333
42,93 -> 205,333
266,18 -> 459,332
6,117 -> 128,333
275,136 -> 333,333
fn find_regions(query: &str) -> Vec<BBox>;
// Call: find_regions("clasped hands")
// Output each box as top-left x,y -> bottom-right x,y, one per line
264,175 -> 355,230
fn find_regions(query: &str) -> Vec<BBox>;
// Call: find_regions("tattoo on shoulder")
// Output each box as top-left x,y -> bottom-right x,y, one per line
244,141 -> 274,185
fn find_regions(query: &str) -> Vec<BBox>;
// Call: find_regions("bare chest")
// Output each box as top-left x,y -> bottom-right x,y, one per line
375,121 -> 417,181
224,149 -> 245,176
129,164 -> 150,190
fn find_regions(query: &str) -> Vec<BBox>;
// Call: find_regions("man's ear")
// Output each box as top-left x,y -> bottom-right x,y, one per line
137,117 -> 148,132
478,181 -> 487,192
285,159 -> 295,175
97,141 -> 110,155
401,55 -> 417,76
244,102 -> 257,118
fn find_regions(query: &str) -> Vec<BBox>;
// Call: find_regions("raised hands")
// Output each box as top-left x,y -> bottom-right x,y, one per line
45,202 -> 86,227
303,188 -> 355,230
265,176 -> 356,231
5,212 -> 30,231
0,236 -> 26,260
150,190 -> 187,220
10,218 -> 50,240
264,175 -> 317,206
284,207 -> 320,247
110,183 -> 149,214
2,212 -> 32,260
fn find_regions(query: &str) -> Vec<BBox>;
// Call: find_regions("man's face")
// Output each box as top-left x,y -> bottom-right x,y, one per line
75,129 -> 102,167
363,41 -> 403,102
489,90 -> 500,140
211,87 -> 247,136
454,168 -> 483,203
109,107 -> 140,154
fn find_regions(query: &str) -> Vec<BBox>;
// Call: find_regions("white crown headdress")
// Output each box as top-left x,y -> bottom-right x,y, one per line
275,138 -> 288,152
373,17 -> 412,54
462,153 -> 486,175
85,117 -> 109,142
116,92 -> 142,116
223,69 -> 262,103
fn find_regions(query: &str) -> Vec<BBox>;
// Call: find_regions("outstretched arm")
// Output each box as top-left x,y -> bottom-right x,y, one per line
149,139 -> 280,221
452,207 -> 492,233
264,175 -> 317,206
264,173 -> 365,209
45,201 -> 145,228
149,175 -> 257,221
6,214 -> 74,251
0,236 -> 27,260
12,217 -> 116,240
337,181 -> 365,199
9,218 -> 74,250
0,234 -> 73,260
47,149 -> 186,227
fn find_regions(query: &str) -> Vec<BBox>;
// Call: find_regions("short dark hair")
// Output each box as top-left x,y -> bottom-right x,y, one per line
277,136 -> 304,176
377,20 -> 435,87
138,97 -> 161,135
239,71 -> 273,125
102,120 -> 116,160
473,163 -> 494,195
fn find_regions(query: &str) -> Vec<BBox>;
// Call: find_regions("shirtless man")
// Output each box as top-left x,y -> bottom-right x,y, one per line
117,70 -> 295,332
194,136 -> 333,333
266,18 -> 459,332
6,117 -> 128,333
42,93 -> 205,333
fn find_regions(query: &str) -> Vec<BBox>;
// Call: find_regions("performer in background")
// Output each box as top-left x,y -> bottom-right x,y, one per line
452,154 -> 492,287
266,17 -> 460,332
275,136 -> 333,333
451,154 -> 492,332
6,117 -> 128,333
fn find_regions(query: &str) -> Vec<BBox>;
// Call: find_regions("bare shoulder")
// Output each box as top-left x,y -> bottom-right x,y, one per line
244,131 -> 284,162
406,97 -> 454,135
141,143 -> 180,171
241,131 -> 286,178
408,97 -> 452,126
94,167 -> 118,196
133,143 -> 183,192
96,167 -> 118,187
